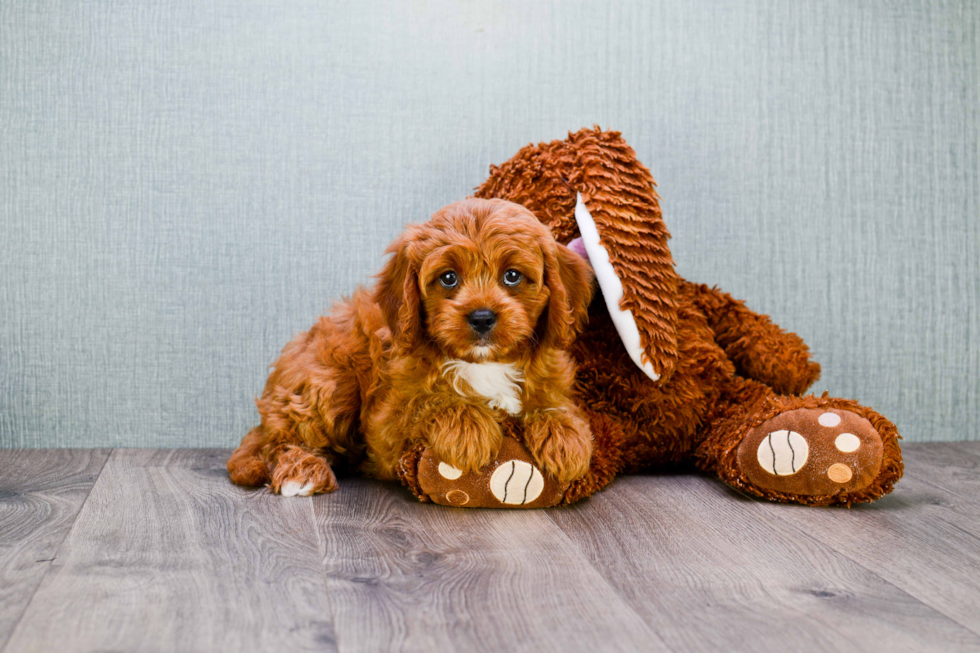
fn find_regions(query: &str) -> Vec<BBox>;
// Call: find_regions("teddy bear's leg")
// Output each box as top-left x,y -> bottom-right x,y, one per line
399,437 -> 569,508
683,282 -> 822,396
694,380 -> 903,506
397,413 -> 627,508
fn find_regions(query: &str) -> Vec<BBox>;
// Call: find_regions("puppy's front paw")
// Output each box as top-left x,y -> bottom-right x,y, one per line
524,409 -> 593,484
422,404 -> 503,474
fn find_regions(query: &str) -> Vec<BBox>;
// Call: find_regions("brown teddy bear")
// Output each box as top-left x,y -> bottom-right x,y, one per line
398,127 -> 903,508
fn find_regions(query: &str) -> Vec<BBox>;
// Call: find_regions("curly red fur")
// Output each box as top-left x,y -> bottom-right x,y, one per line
228,198 -> 596,493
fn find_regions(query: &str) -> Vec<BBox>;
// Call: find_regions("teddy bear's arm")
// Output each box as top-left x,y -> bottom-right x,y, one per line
682,281 -> 821,396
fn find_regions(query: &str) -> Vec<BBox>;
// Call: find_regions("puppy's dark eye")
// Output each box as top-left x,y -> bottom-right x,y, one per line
503,269 -> 522,287
439,271 -> 458,289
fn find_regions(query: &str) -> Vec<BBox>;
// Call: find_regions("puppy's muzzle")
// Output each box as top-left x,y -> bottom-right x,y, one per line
467,308 -> 497,336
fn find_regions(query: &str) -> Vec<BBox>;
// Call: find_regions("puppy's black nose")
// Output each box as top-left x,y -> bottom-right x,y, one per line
467,309 -> 497,335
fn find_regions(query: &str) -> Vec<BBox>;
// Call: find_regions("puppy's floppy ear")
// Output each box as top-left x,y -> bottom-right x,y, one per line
541,241 -> 595,348
375,229 -> 424,350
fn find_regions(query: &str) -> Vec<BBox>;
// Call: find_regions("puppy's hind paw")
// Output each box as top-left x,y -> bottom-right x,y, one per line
270,446 -> 339,497
280,480 -> 316,497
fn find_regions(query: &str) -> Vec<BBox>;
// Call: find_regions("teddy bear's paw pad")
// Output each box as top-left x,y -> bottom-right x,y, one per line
737,408 -> 884,496
490,460 -> 545,505
437,462 -> 463,480
417,437 -> 567,509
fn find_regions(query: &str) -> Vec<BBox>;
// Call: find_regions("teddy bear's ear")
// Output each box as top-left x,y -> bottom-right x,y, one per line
570,129 -> 680,382
574,191 -> 677,382
478,129 -> 680,382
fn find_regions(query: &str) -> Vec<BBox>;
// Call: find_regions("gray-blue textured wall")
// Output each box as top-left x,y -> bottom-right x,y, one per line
1,0 -> 977,447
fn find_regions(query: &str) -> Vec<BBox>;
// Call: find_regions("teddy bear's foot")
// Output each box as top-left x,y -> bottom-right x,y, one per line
722,397 -> 903,505
738,407 -> 884,496
403,437 -> 569,509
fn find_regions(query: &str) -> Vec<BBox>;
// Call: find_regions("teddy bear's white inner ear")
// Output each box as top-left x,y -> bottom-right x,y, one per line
574,193 -> 660,382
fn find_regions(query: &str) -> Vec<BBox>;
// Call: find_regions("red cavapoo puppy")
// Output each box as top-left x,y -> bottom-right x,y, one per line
228,198 -> 595,496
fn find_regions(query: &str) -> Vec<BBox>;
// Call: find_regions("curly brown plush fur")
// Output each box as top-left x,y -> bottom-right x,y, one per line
460,127 -> 903,507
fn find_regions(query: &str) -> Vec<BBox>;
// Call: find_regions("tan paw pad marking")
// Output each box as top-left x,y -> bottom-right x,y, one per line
489,460 -> 544,505
818,412 -> 842,427
445,489 -> 469,505
438,462 -> 463,480
756,430 -> 809,476
827,463 -> 853,483
834,433 -> 861,453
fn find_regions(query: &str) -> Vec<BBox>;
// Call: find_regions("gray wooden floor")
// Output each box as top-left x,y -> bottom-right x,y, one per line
1,444 -> 979,653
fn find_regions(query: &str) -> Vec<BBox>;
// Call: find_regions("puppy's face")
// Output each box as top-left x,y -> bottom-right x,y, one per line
419,225 -> 545,362
376,198 -> 593,362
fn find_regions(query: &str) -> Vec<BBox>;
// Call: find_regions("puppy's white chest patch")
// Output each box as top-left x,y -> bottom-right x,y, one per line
442,360 -> 524,415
